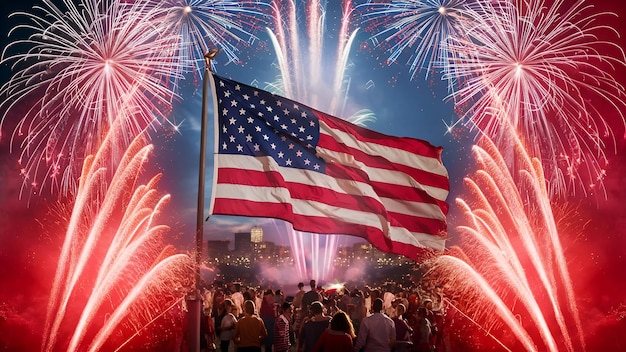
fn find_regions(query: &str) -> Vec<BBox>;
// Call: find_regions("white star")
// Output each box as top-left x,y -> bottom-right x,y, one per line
270,143 -> 277,150
306,135 -> 313,140
219,81 -> 224,87
222,125 -> 227,133
222,142 -> 228,150
299,126 -> 305,133
235,84 -> 241,91
228,117 -> 236,125
247,117 -> 254,123
239,108 -> 246,115
236,144 -> 243,152
281,124 -> 288,130
238,126 -> 245,133
276,100 -> 282,106
246,134 -> 253,142
285,159 -> 292,166
263,134 -> 270,141
304,159 -> 311,165
283,108 -> 290,115
222,108 -> 228,116
281,136 -> 287,142
288,143 -> 294,149
309,120 -> 316,127
291,118 -> 297,124
278,151 -> 284,158
255,126 -> 262,132
296,150 -> 303,157
229,135 -> 236,142
253,144 -> 260,151
224,90 -> 231,97
230,99 -> 237,107
243,94 -> 250,100
293,103 -> 299,110
266,106 -> 273,112
260,99 -> 266,105
301,111 -> 307,118
313,164 -> 320,170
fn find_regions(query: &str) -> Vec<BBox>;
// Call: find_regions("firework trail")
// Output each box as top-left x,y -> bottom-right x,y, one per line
42,119 -> 194,352
443,0 -> 626,197
0,0 -> 184,199
358,0 -> 482,88
149,0 -> 270,76
426,122 -> 584,351
265,0 -> 374,282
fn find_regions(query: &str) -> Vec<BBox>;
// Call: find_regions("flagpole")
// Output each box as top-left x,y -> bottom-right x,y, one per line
187,48 -> 219,352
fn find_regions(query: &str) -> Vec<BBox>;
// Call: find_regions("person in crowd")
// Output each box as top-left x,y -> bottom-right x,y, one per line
274,301 -> 294,352
302,280 -> 322,318
259,289 -> 276,352
414,307 -> 432,352
353,298 -> 396,352
233,300 -> 267,352
391,304 -> 412,352
231,283 -> 244,317
311,310 -> 355,352
219,299 -> 237,352
293,282 -> 306,309
348,288 -> 365,334
298,301 -> 331,352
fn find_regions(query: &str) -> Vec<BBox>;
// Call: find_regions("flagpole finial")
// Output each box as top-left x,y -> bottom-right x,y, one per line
204,49 -> 219,67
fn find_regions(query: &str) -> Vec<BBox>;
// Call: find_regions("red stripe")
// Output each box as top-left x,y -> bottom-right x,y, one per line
325,162 -> 449,214
387,211 -> 447,235
318,112 -> 444,160
211,198 -> 439,262
319,133 -> 449,191
217,167 -> 389,215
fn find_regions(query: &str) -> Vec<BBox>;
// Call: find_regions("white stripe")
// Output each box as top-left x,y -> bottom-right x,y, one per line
213,183 -> 445,250
215,154 -> 445,219
320,120 -> 449,177
316,147 -> 449,202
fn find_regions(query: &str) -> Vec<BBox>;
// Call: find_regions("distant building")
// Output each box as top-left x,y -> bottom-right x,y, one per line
234,232 -> 252,253
251,226 -> 263,243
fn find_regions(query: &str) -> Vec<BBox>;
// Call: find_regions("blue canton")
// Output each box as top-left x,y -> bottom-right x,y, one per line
215,76 -> 326,173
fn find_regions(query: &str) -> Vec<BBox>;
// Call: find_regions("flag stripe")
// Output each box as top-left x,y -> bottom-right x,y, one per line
212,186 -> 446,249
216,155 -> 446,222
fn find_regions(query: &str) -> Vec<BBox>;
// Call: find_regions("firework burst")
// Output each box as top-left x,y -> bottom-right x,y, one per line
358,0 -> 482,87
149,0 -> 270,76
0,0 -> 185,198
443,0 -> 626,197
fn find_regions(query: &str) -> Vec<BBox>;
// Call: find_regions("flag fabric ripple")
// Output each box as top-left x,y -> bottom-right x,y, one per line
208,73 -> 449,261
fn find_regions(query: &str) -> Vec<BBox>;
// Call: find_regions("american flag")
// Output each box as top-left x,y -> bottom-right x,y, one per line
208,73 -> 449,261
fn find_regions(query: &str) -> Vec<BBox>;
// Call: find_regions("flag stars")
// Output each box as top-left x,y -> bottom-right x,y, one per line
222,125 -> 228,133
296,150 -> 303,157
288,143 -> 295,149
224,90 -> 231,97
290,118 -> 297,124
222,108 -> 229,116
285,159 -> 292,166
309,121 -> 315,127
301,111 -> 307,118
243,94 -> 249,100
229,135 -> 236,143
266,106 -> 273,112
222,142 -> 228,150
247,117 -> 254,124
260,99 -> 266,105
304,159 -> 311,165
246,134 -> 253,142
293,104 -> 299,110
253,144 -> 260,151
235,84 -> 241,91
283,108 -> 290,115
239,108 -> 246,115
281,124 -> 288,130
274,115 -> 280,121
255,126 -> 262,132
281,136 -> 287,142
230,99 -> 237,107
236,144 -> 243,152
276,100 -> 282,106
313,164 -> 320,170
270,143 -> 277,150
229,117 -> 237,125
299,126 -> 305,133
278,151 -> 284,158
263,134 -> 270,141
238,126 -> 245,133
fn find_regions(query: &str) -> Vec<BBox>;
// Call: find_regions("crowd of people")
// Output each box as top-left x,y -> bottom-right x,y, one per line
197,279 -> 446,352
